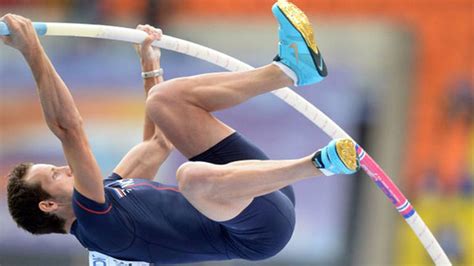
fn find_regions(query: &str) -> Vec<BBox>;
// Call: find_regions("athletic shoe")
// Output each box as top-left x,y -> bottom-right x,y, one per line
312,139 -> 360,175
272,0 -> 327,86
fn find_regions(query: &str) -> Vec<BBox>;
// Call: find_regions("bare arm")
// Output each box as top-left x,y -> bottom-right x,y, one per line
113,25 -> 173,180
140,32 -> 163,141
1,14 -> 105,203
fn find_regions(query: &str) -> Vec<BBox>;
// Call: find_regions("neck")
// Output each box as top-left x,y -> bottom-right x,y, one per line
64,217 -> 77,233
55,203 -> 76,233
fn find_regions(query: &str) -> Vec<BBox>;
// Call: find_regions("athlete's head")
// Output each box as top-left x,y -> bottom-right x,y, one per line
7,163 -> 75,235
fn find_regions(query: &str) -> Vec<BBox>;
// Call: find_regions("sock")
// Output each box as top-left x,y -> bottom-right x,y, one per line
272,61 -> 298,86
311,150 -> 335,176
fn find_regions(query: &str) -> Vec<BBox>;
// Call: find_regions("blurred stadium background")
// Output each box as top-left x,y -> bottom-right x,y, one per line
0,0 -> 472,265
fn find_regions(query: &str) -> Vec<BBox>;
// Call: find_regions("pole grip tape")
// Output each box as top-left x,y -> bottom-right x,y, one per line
0,22 -> 47,36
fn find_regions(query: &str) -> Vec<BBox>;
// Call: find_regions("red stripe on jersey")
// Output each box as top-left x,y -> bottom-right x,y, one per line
126,183 -> 180,193
74,199 -> 112,215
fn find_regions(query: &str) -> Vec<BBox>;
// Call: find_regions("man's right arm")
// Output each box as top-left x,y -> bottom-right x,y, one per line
2,14 -> 80,139
1,14 -> 105,203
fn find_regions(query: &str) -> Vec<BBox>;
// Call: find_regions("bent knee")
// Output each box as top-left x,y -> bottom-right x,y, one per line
145,78 -> 200,119
147,77 -> 195,104
176,162 -> 219,199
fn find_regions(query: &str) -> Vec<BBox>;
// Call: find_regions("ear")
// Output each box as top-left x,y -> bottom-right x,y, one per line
38,200 -> 58,213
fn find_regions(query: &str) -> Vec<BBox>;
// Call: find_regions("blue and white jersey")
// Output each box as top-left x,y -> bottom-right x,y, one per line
71,173 -> 229,264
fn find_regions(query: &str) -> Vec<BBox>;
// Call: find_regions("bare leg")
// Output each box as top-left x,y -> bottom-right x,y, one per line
178,64 -> 292,112
146,64 -> 292,158
176,155 -> 322,221
145,63 -> 352,222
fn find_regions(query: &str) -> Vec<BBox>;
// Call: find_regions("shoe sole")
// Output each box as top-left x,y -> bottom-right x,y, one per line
276,0 -> 319,55
335,139 -> 359,171
275,0 -> 327,78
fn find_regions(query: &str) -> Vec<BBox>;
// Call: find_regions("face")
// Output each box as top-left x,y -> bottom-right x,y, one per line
26,164 -> 75,208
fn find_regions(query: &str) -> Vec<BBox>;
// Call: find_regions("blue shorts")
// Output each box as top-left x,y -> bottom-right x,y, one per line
190,132 -> 296,260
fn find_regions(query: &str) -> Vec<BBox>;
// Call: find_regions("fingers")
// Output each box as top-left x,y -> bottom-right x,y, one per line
136,24 -> 162,41
0,14 -> 39,53
2,14 -> 30,26
150,27 -> 162,40
0,15 -> 12,45
1,13 -> 33,34
0,14 -> 21,44
2,14 -> 16,32
135,24 -> 162,63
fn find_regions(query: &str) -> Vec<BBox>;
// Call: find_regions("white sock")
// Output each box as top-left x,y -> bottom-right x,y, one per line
272,61 -> 298,86
319,168 -> 335,176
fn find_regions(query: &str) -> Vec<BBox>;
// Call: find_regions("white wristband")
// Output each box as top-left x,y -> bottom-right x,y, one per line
141,68 -> 163,79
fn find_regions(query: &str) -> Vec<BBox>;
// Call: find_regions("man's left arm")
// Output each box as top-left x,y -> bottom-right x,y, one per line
113,25 -> 173,180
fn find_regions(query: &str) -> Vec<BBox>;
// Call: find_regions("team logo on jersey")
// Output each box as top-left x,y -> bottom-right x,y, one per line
112,188 -> 128,198
115,179 -> 135,188
108,179 -> 135,198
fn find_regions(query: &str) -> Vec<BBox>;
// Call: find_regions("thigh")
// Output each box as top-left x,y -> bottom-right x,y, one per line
180,132 -> 296,222
147,83 -> 235,158
191,132 -> 295,206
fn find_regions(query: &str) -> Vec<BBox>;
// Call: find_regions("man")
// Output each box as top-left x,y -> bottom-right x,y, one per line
4,1 -> 359,264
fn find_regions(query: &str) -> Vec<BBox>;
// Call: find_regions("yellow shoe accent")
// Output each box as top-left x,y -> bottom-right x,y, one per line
276,0 -> 320,55
335,139 -> 358,171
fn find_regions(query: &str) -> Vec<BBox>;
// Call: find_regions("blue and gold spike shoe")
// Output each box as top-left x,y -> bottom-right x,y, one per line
312,139 -> 360,176
272,0 -> 327,86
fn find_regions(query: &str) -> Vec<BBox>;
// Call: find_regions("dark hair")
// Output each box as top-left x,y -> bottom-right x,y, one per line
7,163 -> 66,235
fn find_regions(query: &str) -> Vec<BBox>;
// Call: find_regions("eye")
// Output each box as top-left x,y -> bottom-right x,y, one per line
52,173 -> 59,179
